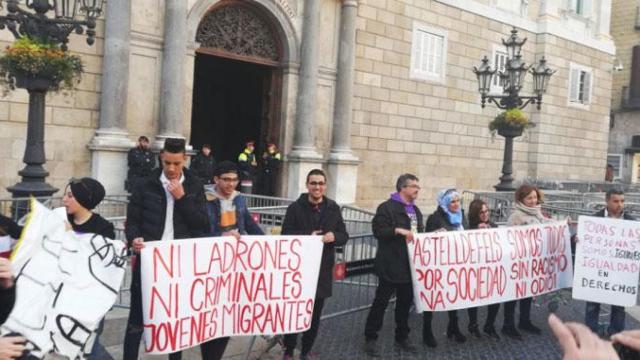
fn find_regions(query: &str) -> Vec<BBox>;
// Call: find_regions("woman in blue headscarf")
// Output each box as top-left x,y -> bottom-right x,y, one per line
422,189 -> 469,347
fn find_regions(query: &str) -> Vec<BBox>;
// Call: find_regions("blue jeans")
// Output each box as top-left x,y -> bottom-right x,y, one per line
89,319 -> 108,360
585,301 -> 626,335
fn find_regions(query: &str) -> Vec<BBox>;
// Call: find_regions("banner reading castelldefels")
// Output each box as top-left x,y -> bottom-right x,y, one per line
407,221 -> 574,312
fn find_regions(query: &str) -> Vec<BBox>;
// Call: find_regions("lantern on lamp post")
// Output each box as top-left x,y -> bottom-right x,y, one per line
473,27 -> 555,191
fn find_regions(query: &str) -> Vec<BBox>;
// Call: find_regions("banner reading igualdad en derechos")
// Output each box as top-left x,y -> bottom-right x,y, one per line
408,221 -> 573,312
572,216 -> 640,307
140,235 -> 323,354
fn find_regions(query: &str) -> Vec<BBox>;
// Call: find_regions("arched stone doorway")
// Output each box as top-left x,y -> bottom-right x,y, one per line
190,2 -> 285,180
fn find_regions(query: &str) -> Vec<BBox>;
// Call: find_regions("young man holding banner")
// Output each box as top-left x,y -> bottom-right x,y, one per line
584,188 -> 636,336
123,138 -> 209,360
364,174 -> 423,357
281,169 -> 349,360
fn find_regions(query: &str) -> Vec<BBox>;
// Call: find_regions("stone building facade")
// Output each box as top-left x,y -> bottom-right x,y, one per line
0,0 -> 615,208
607,0 -> 640,183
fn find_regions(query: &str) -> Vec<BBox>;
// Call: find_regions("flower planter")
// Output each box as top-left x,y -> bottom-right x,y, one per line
497,126 -> 524,138
13,73 -> 55,91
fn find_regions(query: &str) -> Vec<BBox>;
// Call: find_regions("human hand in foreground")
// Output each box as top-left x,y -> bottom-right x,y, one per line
0,337 -> 26,360
548,313 -> 619,360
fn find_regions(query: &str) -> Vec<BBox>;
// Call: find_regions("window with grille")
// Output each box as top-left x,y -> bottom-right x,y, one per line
568,63 -> 593,107
410,23 -> 447,83
490,46 -> 508,94
607,154 -> 622,180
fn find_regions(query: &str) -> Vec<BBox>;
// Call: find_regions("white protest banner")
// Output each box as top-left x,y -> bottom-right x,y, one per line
572,216 -> 640,307
140,235 -> 323,354
1,199 -> 127,359
408,221 -> 573,312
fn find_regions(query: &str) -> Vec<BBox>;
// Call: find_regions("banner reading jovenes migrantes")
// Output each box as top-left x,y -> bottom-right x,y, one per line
408,221 -> 573,312
140,235 -> 323,354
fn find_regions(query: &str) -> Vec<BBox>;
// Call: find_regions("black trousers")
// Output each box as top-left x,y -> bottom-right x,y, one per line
503,298 -> 532,329
283,298 -> 326,356
364,280 -> 413,342
484,303 -> 501,328
123,266 -> 229,360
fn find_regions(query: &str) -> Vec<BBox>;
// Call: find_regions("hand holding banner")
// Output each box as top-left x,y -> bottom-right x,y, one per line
572,216 -> 640,307
408,221 -> 573,312
140,235 -> 323,354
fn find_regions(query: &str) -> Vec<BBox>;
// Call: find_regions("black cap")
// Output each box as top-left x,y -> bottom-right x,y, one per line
215,160 -> 238,176
163,138 -> 185,153
68,177 -> 106,210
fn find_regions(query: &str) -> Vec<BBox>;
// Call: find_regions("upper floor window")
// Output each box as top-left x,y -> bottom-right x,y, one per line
410,23 -> 447,83
568,0 -> 592,17
490,45 -> 508,94
568,63 -> 593,108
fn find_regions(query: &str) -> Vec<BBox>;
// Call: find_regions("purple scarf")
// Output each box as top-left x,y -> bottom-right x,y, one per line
391,192 -> 416,215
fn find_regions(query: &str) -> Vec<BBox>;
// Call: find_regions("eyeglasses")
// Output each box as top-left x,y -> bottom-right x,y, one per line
219,177 -> 239,183
308,181 -> 326,187
405,184 -> 421,190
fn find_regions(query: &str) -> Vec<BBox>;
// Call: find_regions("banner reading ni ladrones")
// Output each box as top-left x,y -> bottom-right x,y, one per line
573,216 -> 640,307
140,235 -> 323,354
408,221 -> 573,312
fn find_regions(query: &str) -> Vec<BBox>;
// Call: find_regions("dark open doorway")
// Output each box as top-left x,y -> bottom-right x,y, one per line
190,53 -> 277,162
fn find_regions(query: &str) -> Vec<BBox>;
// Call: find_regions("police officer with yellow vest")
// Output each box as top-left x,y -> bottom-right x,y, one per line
261,142 -> 281,196
237,140 -> 258,193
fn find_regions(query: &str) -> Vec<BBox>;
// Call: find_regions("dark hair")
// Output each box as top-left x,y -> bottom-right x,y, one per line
162,138 -> 186,154
515,184 -> 543,205
606,188 -> 624,200
306,169 -> 326,183
395,173 -> 419,192
468,199 -> 488,229
215,160 -> 238,176
606,164 -> 614,169
202,144 -> 211,149
138,135 -> 149,142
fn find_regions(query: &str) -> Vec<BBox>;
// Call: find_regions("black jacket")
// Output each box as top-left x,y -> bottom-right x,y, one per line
0,286 -> 14,324
127,147 -> 155,179
190,153 -> 216,184
125,168 -> 208,244
592,209 -> 636,221
281,194 -> 349,298
425,207 -> 468,232
372,198 -> 424,284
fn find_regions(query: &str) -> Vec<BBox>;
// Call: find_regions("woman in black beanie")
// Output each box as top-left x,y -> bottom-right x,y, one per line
0,177 -> 114,360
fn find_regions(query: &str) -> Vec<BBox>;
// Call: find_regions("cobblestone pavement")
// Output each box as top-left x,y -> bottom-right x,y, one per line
101,291 -> 638,359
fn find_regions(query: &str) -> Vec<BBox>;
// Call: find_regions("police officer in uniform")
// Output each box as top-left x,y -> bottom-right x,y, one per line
237,140 -> 258,192
261,142 -> 281,196
126,136 -> 155,192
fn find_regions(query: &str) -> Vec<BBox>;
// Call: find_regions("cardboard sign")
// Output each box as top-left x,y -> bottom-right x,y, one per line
0,200 -> 126,359
572,216 -> 640,307
408,221 -> 573,312
140,235 -> 323,354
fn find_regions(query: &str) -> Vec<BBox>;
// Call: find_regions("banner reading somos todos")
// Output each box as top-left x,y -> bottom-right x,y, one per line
140,235 -> 323,354
408,221 -> 573,312
573,216 -> 640,307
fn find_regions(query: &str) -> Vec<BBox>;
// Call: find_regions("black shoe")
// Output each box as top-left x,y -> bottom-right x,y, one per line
519,322 -> 542,335
501,326 -> 523,340
483,325 -> 500,340
394,339 -> 418,354
468,324 -> 482,338
446,327 -> 467,343
364,339 -> 380,357
423,332 -> 438,348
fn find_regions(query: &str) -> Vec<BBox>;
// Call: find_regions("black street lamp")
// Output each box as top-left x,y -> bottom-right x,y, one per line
473,28 -> 555,191
0,0 -> 104,199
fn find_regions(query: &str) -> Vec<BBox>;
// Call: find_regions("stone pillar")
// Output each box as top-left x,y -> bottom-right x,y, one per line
287,0 -> 324,198
327,0 -> 359,204
88,0 -> 133,195
156,0 -> 188,146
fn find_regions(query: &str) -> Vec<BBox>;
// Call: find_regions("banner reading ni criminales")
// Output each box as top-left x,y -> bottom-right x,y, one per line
572,216 -> 640,307
408,221 -> 573,312
140,235 -> 323,354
